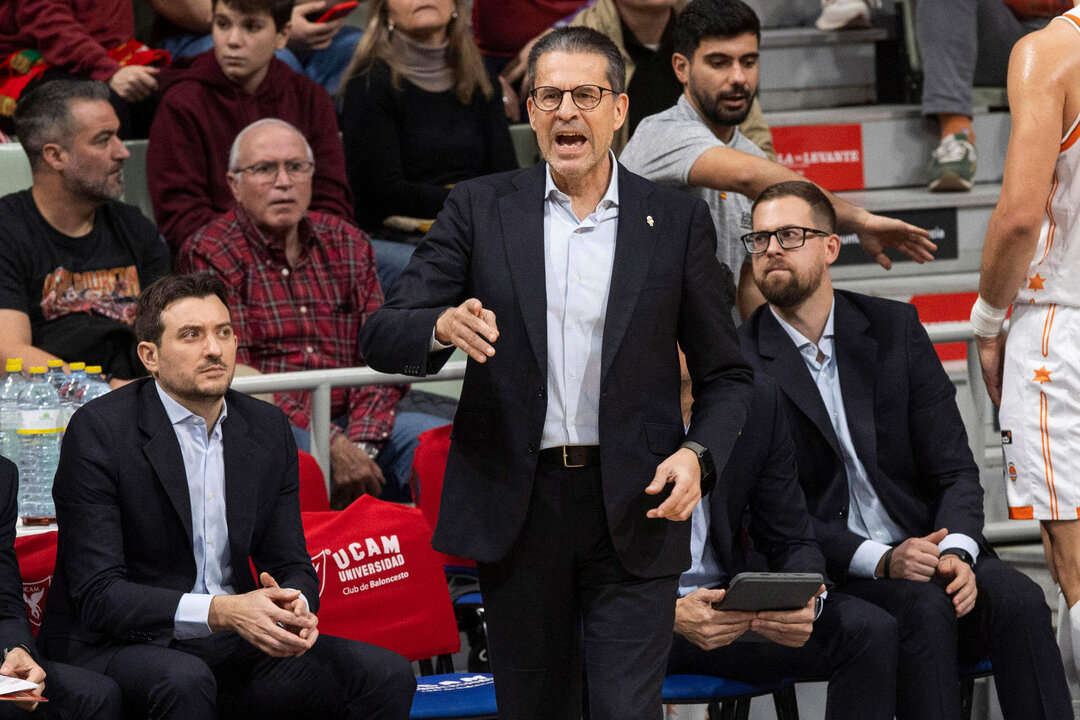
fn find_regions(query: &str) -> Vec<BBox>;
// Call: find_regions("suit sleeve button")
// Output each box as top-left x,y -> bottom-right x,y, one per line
527,442 -> 536,454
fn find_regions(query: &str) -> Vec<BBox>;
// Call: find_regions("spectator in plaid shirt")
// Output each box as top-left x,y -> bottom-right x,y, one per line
177,118 -> 449,507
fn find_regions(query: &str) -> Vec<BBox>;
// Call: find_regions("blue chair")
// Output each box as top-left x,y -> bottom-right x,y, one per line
410,673 -> 497,719
959,657 -> 993,720
663,674 -> 799,720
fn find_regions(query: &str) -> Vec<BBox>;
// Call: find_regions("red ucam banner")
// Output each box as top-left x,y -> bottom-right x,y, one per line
771,123 -> 866,191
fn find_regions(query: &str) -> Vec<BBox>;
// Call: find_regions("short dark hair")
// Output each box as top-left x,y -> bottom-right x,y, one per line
13,80 -> 111,172
752,181 -> 837,233
135,273 -> 231,346
673,0 -> 762,59
527,26 -> 626,94
213,0 -> 294,32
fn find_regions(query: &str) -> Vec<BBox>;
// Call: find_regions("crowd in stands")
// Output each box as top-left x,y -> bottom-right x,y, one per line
0,0 -> 1074,717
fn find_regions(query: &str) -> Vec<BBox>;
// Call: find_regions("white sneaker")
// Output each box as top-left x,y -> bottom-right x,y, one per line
815,0 -> 879,31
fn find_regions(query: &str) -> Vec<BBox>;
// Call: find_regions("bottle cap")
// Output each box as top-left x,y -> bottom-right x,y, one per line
86,366 -> 103,374
5,359 -> 21,372
28,367 -> 45,374
46,359 -> 63,368
69,362 -> 86,371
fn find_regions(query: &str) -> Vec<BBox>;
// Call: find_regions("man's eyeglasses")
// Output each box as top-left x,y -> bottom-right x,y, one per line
740,226 -> 830,254
529,85 -> 616,111
233,160 -> 315,184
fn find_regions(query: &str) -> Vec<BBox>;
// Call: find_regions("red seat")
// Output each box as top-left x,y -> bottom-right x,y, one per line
13,531 -> 58,637
298,450 -> 330,512
410,425 -> 475,570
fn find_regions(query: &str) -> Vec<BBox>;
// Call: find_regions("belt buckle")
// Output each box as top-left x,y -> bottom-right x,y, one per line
562,446 -> 585,468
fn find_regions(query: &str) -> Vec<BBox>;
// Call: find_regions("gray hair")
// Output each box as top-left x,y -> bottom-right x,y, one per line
13,80 -> 111,172
527,27 -> 627,94
227,118 -> 315,172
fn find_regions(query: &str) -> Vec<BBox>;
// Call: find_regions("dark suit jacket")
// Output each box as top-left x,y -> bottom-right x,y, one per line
359,162 -> 753,578
39,379 -> 317,649
709,378 -> 827,584
739,290 -> 986,584
0,458 -> 40,661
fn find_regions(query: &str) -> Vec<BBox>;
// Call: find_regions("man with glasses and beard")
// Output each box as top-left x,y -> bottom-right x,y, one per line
0,80 -> 170,382
739,180 -> 1071,720
621,0 -> 934,319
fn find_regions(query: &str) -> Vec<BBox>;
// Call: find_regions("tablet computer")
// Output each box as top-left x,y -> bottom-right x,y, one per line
710,572 -> 824,612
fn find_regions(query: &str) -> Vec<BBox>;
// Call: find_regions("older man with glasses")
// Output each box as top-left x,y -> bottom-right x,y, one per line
177,117 -> 449,508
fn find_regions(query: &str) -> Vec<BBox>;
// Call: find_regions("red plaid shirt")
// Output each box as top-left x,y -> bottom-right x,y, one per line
178,205 -> 405,444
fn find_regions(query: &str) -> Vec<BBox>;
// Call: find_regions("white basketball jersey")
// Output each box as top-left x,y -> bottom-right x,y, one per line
1016,8 -> 1080,307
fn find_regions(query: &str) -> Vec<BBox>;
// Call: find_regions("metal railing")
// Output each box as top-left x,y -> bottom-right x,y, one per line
230,361 -> 467,493
230,326 -> 1039,545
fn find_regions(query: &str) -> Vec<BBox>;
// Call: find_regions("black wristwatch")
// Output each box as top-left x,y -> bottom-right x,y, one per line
680,441 -> 714,480
940,547 -> 975,568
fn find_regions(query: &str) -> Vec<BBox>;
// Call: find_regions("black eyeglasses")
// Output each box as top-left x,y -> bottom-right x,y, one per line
741,226 -> 830,254
233,160 -> 315,184
529,85 -> 616,111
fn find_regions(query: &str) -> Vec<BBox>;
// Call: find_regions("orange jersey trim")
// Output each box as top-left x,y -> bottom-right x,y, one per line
1063,121 -> 1080,153
1009,506 -> 1035,520
1040,172 -> 1060,264
1042,303 -> 1057,358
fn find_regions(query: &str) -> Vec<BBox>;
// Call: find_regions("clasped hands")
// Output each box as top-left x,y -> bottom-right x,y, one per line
676,584 -> 826,651
875,528 -> 977,618
209,572 -> 319,658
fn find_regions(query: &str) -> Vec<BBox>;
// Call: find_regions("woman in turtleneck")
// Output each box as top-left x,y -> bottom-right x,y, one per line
339,0 -> 517,241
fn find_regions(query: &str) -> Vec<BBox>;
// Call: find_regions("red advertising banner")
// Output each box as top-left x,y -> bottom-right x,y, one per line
771,124 -> 865,191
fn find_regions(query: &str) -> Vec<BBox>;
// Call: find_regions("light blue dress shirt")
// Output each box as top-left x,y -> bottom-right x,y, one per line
679,500 -> 723,597
771,300 -> 979,579
540,154 -> 620,449
157,383 -> 235,639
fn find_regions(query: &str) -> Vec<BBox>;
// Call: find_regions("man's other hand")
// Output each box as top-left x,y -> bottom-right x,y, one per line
674,588 -> 755,650
435,299 -> 499,363
0,647 -> 45,711
209,587 -> 317,657
879,528 -> 948,581
855,209 -> 936,269
290,1 -> 347,50
750,585 -> 825,648
645,447 -> 701,521
108,65 -> 159,102
936,555 -> 978,618
330,434 -> 384,508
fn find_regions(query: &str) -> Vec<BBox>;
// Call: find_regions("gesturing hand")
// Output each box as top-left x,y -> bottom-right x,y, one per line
674,588 -> 755,650
856,210 -> 936,269
645,448 -> 701,521
881,528 -> 948,581
435,299 -> 499,363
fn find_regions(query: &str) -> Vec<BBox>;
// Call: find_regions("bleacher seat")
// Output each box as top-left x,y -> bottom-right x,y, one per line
662,674 -> 799,720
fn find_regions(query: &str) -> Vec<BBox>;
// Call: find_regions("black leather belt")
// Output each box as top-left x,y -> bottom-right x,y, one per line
538,445 -> 600,468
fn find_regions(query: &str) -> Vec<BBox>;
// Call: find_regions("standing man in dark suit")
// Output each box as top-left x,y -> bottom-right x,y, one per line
39,273 -> 415,719
359,26 -> 755,720
0,457 -> 121,719
672,375 -> 897,720
738,180 -> 1071,720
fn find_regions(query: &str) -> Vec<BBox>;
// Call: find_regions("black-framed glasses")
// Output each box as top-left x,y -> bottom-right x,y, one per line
529,85 -> 615,111
741,226 -> 829,254
233,160 -> 315,184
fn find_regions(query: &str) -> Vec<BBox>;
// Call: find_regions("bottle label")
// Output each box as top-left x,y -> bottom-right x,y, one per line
17,410 -> 60,434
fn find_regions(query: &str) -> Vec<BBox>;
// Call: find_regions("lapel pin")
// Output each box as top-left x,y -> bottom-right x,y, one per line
646,215 -> 654,227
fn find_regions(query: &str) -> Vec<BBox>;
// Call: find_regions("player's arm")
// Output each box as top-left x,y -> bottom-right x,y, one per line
0,310 -> 62,369
973,32 -> 1066,405
687,147 -> 934,268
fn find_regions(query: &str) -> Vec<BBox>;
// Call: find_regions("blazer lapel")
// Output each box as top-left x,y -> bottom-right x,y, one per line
221,395 -> 259,573
499,164 -> 548,374
757,310 -> 842,457
601,166 -> 656,385
833,294 -> 879,476
139,384 -> 193,551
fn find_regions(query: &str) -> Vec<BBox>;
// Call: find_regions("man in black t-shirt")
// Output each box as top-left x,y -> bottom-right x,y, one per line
0,81 -> 170,381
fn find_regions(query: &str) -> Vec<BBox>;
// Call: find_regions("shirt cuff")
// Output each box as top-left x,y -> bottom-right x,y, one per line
430,326 -> 453,353
939,533 -> 980,564
173,593 -> 214,640
848,539 -> 892,579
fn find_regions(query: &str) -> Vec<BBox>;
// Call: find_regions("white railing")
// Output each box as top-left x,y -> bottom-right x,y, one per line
230,361 -> 467,493
230,329 -> 1038,545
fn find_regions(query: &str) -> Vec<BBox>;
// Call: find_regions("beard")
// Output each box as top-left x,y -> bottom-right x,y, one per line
757,261 -> 825,310
64,156 -> 124,202
691,78 -> 757,129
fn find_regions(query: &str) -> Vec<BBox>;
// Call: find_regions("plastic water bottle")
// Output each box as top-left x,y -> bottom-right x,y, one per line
79,366 -> 111,405
0,359 -> 26,467
45,359 -> 65,395
17,368 -> 60,524
58,362 -> 86,434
